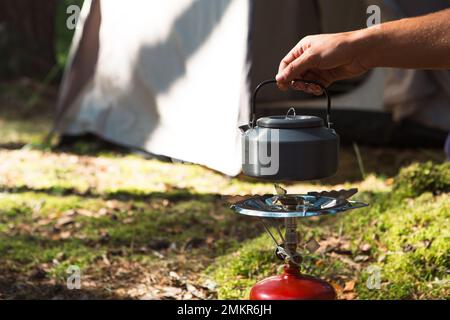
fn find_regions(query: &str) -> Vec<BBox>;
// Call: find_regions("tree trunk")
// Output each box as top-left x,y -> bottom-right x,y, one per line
0,0 -> 58,79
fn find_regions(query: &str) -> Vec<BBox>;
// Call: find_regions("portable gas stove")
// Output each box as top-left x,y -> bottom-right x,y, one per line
232,79 -> 368,299
229,185 -> 368,300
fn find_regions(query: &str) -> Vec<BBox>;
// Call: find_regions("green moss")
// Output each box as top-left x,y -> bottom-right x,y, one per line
206,236 -> 277,299
393,162 -> 450,198
346,193 -> 449,299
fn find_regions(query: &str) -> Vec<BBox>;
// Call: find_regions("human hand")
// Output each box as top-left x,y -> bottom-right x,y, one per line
275,31 -> 370,95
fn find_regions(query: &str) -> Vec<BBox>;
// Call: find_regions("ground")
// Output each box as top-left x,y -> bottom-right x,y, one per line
0,80 -> 448,300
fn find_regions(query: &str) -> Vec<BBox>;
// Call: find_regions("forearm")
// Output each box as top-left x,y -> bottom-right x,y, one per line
354,9 -> 450,69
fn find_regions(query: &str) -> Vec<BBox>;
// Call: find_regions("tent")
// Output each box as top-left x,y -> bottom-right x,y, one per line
55,0 -> 450,176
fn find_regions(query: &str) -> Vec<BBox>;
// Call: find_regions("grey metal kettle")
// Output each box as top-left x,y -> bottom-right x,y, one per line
240,79 -> 339,181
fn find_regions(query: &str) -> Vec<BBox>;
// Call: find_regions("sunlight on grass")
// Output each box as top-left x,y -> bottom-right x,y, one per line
0,118 -> 50,145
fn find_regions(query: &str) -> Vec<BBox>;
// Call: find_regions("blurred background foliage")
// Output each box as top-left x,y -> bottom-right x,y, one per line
55,0 -> 84,70
0,0 -> 84,82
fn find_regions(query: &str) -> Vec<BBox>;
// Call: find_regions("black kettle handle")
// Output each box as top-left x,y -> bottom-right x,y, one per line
250,79 -> 331,129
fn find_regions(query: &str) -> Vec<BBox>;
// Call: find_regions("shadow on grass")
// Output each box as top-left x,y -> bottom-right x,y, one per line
0,142 -> 30,150
0,184 -> 221,203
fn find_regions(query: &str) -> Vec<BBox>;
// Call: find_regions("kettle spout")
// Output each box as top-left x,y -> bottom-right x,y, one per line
239,124 -> 251,133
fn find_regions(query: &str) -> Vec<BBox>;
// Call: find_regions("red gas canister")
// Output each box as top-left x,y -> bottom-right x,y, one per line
250,266 -> 336,300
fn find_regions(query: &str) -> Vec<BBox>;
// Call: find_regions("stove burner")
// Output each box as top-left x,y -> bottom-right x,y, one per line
228,186 -> 368,300
230,193 -> 367,218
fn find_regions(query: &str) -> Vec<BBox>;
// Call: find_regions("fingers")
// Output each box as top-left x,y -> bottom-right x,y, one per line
277,47 -> 302,91
291,81 -> 323,96
278,50 -> 299,74
290,69 -> 337,95
276,52 -> 316,88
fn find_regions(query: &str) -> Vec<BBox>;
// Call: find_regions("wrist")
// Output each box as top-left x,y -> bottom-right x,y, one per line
347,27 -> 382,69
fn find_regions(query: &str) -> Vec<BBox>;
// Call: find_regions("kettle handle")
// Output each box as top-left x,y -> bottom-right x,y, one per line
250,79 -> 331,129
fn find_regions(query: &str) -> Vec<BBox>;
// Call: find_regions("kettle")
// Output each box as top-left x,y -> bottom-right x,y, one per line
240,79 -> 339,181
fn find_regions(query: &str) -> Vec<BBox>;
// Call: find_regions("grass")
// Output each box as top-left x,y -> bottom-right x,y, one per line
344,191 -> 449,299
0,80 -> 448,299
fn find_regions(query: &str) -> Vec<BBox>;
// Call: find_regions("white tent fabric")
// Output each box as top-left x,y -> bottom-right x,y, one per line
57,0 -> 250,176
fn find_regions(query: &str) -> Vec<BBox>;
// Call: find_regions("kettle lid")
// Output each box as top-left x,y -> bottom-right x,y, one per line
257,115 -> 324,129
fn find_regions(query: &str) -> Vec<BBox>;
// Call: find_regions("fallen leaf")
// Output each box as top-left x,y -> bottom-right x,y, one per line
202,279 -> 217,292
60,231 -> 72,239
98,208 -> 109,216
330,281 -> 343,293
106,200 -> 121,210
55,216 -> 75,228
77,209 -> 96,217
344,292 -> 357,300
343,280 -> 356,292
186,283 -> 205,299
162,199 -> 170,207
162,286 -> 183,299
305,238 -> 320,253
169,271 -> 181,282
205,236 -> 215,245
102,254 -> 111,266
152,251 -> 165,259
140,293 -> 157,300
359,243 -> 372,253
182,292 -> 193,300
354,255 -> 370,263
